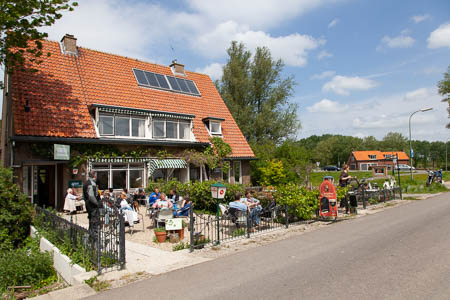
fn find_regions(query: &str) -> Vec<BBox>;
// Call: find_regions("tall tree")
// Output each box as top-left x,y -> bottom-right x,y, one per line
381,132 -> 408,152
437,66 -> 450,128
0,0 -> 78,85
218,41 -> 300,144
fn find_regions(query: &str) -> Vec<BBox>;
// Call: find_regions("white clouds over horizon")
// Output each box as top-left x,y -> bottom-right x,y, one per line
194,21 -> 325,67
195,63 -> 224,80
299,87 -> 447,141
378,33 -> 415,50
311,70 -> 336,80
307,98 -> 349,113
410,14 -> 430,23
43,0 -> 330,69
317,50 -> 333,60
427,23 -> 450,49
322,75 -> 378,95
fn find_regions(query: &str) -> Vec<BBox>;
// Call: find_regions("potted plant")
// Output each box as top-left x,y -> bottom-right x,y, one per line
177,220 -> 187,240
154,227 -> 167,243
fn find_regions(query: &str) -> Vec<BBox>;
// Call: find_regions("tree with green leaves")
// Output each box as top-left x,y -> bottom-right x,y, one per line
437,66 -> 450,128
217,41 -> 300,144
0,0 -> 78,85
380,132 -> 408,152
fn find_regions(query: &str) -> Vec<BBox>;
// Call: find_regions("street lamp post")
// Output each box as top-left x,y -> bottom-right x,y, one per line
409,107 -> 433,180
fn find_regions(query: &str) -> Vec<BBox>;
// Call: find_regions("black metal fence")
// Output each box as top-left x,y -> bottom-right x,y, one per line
188,187 -> 402,251
34,206 -> 125,274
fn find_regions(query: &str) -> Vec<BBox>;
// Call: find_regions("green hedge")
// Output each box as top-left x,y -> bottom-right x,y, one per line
0,168 -> 33,250
146,179 -> 245,213
0,238 -> 56,295
274,183 -> 319,220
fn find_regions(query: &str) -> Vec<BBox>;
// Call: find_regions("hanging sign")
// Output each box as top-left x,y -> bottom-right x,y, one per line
54,144 -> 70,160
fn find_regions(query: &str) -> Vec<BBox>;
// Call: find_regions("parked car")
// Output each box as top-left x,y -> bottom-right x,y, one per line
323,166 -> 341,171
396,164 -> 415,171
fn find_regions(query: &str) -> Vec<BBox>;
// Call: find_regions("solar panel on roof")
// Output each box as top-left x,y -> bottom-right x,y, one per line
133,69 -> 148,85
133,68 -> 200,96
186,80 -> 200,95
167,76 -> 181,91
144,72 -> 159,87
176,78 -> 190,93
155,73 -> 170,89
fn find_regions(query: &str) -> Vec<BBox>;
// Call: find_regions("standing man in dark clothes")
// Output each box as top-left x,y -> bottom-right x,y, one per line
339,164 -> 353,212
83,170 -> 101,237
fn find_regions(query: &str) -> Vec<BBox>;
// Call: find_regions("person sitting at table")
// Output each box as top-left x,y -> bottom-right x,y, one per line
244,191 -> 262,227
148,187 -> 160,206
173,196 -> 192,217
119,193 -> 133,211
152,192 -> 173,210
63,188 -> 86,214
169,189 -> 179,207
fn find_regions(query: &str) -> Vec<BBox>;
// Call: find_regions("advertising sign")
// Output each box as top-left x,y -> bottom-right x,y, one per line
54,144 -> 70,160
165,218 -> 182,230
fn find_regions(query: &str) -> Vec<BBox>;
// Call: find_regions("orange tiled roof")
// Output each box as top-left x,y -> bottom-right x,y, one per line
10,40 -> 254,158
352,151 -> 409,161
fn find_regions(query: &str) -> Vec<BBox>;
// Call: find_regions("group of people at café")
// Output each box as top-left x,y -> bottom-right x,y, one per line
229,191 -> 262,227
148,187 -> 192,217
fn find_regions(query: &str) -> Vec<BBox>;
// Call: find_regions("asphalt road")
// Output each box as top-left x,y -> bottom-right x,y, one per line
88,193 -> 450,300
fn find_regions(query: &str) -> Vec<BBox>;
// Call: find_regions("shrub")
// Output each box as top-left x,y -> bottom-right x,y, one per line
274,183 -> 318,220
0,238 -> 56,294
259,160 -> 286,186
0,168 -> 33,250
172,242 -> 185,251
146,179 -> 245,213
232,228 -> 245,237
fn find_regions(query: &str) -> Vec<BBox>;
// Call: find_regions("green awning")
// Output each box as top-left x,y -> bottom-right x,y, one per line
147,159 -> 188,177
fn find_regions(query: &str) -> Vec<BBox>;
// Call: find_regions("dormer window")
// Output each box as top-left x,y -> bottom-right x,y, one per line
203,117 -> 224,136
152,118 -> 191,140
369,154 -> 377,160
98,113 -> 146,137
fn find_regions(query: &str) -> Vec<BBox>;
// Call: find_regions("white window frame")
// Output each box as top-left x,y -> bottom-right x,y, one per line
233,161 -> 242,184
99,114 -> 114,136
209,121 -> 222,135
98,113 -> 147,138
91,163 -> 146,191
152,118 -> 191,140
369,155 -> 377,160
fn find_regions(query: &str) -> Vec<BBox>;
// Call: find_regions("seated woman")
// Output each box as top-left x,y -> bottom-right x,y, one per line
63,188 -> 86,214
119,192 -> 133,211
173,196 -> 192,217
152,193 -> 173,210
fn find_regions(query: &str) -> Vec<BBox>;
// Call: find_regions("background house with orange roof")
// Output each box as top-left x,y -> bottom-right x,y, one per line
347,150 -> 409,171
1,34 -> 254,210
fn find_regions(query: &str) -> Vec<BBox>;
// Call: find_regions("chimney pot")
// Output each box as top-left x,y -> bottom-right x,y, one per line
170,60 -> 185,76
61,34 -> 77,55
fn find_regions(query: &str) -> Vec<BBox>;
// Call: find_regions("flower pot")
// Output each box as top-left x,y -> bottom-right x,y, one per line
176,228 -> 185,240
154,230 -> 167,243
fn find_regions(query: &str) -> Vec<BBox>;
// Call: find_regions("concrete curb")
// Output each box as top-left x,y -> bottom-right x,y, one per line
31,226 -> 97,286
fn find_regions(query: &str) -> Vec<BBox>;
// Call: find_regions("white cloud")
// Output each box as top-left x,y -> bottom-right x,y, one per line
195,63 -> 223,80
328,18 -> 339,28
195,21 -> 325,67
378,34 -> 415,50
427,23 -> 450,49
311,70 -> 336,80
307,99 -> 349,113
299,87 -> 447,141
322,75 -> 378,95
411,14 -> 430,23
317,50 -> 333,60
187,0 -> 339,30
40,0 -> 331,69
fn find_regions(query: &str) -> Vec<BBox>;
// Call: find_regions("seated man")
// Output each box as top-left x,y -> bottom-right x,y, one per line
228,192 -> 248,227
244,191 -> 262,227
148,187 -> 160,206
63,188 -> 85,214
152,193 -> 173,210
173,196 -> 192,217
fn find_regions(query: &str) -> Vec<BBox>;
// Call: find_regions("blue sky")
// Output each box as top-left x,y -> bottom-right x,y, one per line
1,0 -> 449,141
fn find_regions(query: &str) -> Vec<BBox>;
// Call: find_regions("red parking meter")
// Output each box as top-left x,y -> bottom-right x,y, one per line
318,179 -> 338,219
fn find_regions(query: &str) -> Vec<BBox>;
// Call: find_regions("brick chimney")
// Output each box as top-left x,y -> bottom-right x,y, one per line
170,60 -> 185,76
61,34 -> 77,55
